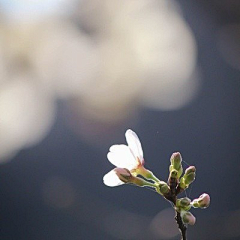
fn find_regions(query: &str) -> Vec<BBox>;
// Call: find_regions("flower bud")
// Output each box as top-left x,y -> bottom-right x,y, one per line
114,168 -> 132,183
170,152 -> 182,169
184,172 -> 195,186
180,166 -> 196,188
158,181 -> 170,195
185,166 -> 196,175
181,211 -> 196,225
177,197 -> 191,208
198,193 -> 210,208
192,193 -> 210,208
169,152 -> 183,178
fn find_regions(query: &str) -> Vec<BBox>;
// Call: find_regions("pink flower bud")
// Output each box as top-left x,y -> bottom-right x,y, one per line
170,152 -> 182,166
114,168 -> 132,183
198,193 -> 210,208
185,166 -> 196,175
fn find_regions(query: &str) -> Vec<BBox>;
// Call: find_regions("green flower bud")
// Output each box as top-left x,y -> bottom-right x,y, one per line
158,181 -> 170,195
169,152 -> 183,178
170,152 -> 182,169
184,172 -> 196,186
179,166 -> 196,189
177,197 -> 191,207
176,197 -> 192,211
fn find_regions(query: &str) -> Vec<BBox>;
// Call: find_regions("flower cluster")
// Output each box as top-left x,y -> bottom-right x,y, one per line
103,129 -> 210,232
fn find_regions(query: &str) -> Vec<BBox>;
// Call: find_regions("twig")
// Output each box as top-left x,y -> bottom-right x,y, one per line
166,174 -> 187,240
175,210 -> 187,240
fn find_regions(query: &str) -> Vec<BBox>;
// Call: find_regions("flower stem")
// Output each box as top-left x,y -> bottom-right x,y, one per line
175,211 -> 187,240
131,176 -> 157,189
163,176 -> 187,240
141,179 -> 158,188
136,166 -> 161,183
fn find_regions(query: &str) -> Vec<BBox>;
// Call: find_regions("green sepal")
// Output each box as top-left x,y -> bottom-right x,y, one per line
191,199 -> 199,208
157,181 -> 170,195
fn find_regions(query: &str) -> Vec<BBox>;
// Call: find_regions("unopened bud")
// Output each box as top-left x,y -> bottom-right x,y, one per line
198,193 -> 210,208
115,168 -> 132,183
181,211 -> 196,225
184,172 -> 196,186
185,166 -> 196,175
170,152 -> 182,169
169,152 -> 183,178
192,193 -> 210,208
177,197 -> 191,208
180,166 -> 196,188
158,181 -> 170,195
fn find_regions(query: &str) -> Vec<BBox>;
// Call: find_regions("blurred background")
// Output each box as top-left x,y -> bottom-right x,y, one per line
0,0 -> 239,239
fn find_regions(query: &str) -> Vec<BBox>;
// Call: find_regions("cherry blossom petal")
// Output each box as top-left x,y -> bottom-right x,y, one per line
103,169 -> 125,187
107,144 -> 138,169
125,129 -> 144,163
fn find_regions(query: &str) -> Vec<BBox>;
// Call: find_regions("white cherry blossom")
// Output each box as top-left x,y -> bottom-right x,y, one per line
107,129 -> 144,173
104,129 -> 160,186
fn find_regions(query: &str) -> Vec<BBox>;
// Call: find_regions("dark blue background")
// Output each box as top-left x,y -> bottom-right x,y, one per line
0,1 -> 239,239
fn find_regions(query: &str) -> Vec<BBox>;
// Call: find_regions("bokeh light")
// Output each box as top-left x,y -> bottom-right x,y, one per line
217,23 -> 240,71
0,77 -> 55,161
150,207 -> 179,239
0,0 -> 199,161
